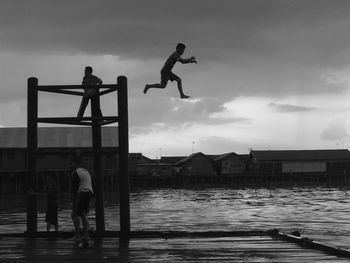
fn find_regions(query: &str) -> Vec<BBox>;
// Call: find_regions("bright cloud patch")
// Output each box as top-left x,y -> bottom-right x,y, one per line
321,117 -> 349,141
268,103 -> 314,112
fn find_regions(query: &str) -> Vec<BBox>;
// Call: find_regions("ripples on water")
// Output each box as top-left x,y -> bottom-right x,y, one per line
1,187 -> 350,249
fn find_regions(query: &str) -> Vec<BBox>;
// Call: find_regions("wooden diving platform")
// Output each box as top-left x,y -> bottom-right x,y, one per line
1,230 -> 350,262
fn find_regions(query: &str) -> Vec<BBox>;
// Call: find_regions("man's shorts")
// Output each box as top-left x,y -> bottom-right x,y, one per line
161,71 -> 179,86
73,191 -> 93,216
83,88 -> 98,97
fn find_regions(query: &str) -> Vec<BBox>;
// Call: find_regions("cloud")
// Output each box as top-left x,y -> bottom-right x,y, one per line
1,0 -> 350,67
130,96 -> 249,133
3,0 -> 350,156
321,117 -> 349,140
197,136 -> 246,155
2,0 -> 350,107
0,99 -> 27,127
268,103 -> 314,113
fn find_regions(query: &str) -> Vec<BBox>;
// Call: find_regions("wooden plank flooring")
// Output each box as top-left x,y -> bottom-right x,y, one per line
0,235 -> 349,262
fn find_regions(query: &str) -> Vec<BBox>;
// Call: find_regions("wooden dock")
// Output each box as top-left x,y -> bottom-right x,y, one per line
1,231 -> 350,262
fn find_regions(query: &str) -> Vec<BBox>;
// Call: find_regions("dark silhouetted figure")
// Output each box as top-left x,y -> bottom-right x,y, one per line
144,43 -> 197,99
45,183 -> 58,232
77,66 -> 103,120
70,153 -> 94,247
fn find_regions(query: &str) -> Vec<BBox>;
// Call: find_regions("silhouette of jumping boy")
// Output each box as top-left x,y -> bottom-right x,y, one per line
144,43 -> 197,99
77,66 -> 103,120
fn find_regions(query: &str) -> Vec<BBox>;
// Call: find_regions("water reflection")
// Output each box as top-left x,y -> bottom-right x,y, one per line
1,187 -> 350,249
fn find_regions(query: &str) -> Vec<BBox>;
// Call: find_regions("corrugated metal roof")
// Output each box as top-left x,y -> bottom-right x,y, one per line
160,156 -> 186,164
175,152 -> 214,165
251,149 -> 350,161
163,153 -> 242,164
0,127 -> 118,148
212,152 -> 238,161
129,153 -> 155,164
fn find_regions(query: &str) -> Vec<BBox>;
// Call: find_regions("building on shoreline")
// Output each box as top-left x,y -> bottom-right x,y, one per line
250,149 -> 350,185
0,127 -> 118,194
1,127 -> 350,194
208,152 -> 247,176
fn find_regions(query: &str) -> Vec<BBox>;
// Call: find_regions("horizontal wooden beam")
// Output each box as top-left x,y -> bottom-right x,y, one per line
101,120 -> 118,126
38,87 -> 116,97
98,87 -> 118,96
3,230 -> 267,238
37,148 -> 119,155
38,89 -> 84,96
38,84 -> 118,91
37,117 -> 91,126
37,116 -> 119,126
268,229 -> 350,258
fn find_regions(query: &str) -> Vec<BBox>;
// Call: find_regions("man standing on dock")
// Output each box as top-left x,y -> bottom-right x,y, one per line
70,153 -> 94,247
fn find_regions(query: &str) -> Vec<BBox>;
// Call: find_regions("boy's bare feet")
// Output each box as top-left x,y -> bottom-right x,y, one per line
143,85 -> 149,94
180,95 -> 190,99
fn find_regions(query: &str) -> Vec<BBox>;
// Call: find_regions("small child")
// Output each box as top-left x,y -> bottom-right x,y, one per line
144,43 -> 197,99
77,66 -> 103,120
45,184 -> 58,232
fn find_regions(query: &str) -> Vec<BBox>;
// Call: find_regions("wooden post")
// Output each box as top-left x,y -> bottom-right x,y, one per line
27,77 -> 38,234
117,76 -> 130,240
91,89 -> 105,233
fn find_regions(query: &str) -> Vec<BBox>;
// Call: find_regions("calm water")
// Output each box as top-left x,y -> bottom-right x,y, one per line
1,187 -> 350,249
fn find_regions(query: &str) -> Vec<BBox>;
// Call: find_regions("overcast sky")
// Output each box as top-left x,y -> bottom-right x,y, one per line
2,0 -> 350,158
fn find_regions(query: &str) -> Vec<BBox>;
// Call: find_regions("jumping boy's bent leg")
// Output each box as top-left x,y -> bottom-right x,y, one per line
144,72 -> 169,94
173,77 -> 190,99
143,85 -> 149,94
144,83 -> 167,94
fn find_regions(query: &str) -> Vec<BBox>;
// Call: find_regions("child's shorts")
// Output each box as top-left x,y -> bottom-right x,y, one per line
161,71 -> 179,86
46,204 -> 58,225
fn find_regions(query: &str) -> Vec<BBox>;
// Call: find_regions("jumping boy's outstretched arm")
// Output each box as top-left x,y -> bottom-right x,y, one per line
179,56 -> 197,64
